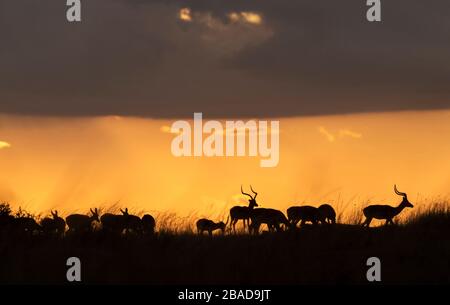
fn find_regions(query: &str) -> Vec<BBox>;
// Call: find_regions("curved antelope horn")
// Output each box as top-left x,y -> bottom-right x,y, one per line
394,185 -> 407,197
90,208 -> 98,216
241,185 -> 253,199
250,185 -> 257,199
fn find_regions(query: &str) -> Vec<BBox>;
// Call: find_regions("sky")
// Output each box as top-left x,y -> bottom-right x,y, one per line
0,110 -> 449,223
1,1 -> 450,224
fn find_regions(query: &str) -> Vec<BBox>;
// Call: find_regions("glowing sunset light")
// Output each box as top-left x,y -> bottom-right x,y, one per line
179,8 -> 192,22
228,11 -> 263,25
0,110 -> 448,220
0,141 -> 11,149
240,12 -> 262,25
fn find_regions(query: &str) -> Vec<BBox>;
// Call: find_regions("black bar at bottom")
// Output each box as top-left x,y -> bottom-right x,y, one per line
2,284 -> 446,304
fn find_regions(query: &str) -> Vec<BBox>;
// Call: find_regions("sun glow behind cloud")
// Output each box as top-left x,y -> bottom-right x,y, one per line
179,8 -> 192,22
179,8 -> 263,26
175,8 -> 271,58
239,12 -> 262,25
0,141 -> 11,149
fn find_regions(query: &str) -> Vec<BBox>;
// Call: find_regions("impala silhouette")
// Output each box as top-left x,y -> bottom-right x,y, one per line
249,208 -> 291,234
142,214 -> 156,234
318,204 -> 336,224
41,210 -> 66,236
196,218 -> 226,236
66,208 -> 99,233
362,185 -> 414,227
287,205 -> 322,226
229,185 -> 258,232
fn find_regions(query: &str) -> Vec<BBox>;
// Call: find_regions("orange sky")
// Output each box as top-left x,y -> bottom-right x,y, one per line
0,110 -> 449,222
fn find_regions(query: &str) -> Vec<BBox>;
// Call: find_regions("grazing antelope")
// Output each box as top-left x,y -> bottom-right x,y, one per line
318,204 -> 336,224
41,210 -> 66,235
196,218 -> 226,236
249,208 -> 291,234
362,185 -> 414,227
142,214 -> 156,234
287,206 -> 321,227
101,212 -> 125,234
229,185 -> 258,232
66,208 -> 99,233
120,208 -> 143,234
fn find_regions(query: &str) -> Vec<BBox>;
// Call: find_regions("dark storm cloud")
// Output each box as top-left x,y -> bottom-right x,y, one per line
1,0 -> 449,118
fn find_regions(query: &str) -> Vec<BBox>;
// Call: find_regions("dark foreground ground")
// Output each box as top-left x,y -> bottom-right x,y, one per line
1,214 -> 450,284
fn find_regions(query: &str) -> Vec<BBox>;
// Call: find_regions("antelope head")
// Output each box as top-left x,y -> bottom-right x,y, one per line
90,208 -> 100,221
218,221 -> 226,234
394,185 -> 414,208
241,185 -> 258,208
51,210 -> 59,219
120,208 -> 129,216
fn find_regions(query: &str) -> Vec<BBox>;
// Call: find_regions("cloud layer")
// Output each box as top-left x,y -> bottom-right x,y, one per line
1,0 -> 450,118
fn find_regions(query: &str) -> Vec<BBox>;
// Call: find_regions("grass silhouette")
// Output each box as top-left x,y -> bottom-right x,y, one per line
0,200 -> 449,284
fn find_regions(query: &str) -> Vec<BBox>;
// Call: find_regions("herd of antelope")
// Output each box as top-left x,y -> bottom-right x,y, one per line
0,207 -> 156,237
0,185 -> 413,237
198,184 -> 414,235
